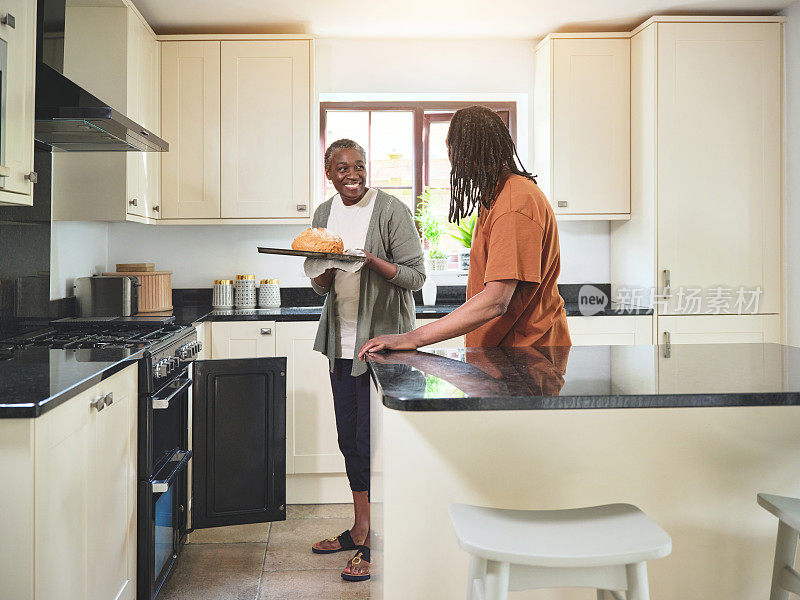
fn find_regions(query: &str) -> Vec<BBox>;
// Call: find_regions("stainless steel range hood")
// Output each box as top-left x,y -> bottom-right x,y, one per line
34,64 -> 168,152
33,0 -> 168,152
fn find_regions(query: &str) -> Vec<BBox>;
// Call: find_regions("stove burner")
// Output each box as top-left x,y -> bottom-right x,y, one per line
5,321 -> 189,351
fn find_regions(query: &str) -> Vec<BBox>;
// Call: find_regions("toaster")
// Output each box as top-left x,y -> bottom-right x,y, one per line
74,276 -> 140,317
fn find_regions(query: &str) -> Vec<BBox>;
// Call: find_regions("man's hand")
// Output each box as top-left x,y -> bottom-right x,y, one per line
358,333 -> 419,360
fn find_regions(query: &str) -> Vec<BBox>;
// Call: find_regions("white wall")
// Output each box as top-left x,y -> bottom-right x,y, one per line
106,37 -> 611,289
50,222 -> 109,299
783,2 -> 800,345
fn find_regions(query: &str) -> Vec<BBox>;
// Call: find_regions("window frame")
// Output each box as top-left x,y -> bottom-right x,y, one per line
320,101 -> 517,215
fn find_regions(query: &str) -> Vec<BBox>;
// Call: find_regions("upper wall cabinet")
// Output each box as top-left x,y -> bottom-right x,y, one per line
160,37 -> 313,224
0,0 -> 37,206
534,35 -> 630,219
52,3 -> 160,222
610,17 -> 783,319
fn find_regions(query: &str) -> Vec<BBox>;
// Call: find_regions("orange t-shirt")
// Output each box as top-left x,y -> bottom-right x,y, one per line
465,174 -> 571,348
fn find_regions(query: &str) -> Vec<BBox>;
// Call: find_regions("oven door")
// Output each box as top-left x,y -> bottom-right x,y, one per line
191,357 -> 286,530
139,449 -> 192,600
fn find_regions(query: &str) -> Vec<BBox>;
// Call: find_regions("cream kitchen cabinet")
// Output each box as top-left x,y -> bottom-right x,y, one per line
534,34 -> 630,219
52,2 -> 161,222
611,17 -> 783,319
159,36 -> 313,224
0,364 -> 137,600
161,41 -> 221,219
567,315 -> 652,345
210,321 -> 277,359
657,315 -> 781,346
0,0 -> 36,205
275,321 -> 343,475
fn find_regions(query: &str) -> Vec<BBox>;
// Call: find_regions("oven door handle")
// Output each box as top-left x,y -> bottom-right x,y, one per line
151,450 -> 192,494
152,376 -> 192,410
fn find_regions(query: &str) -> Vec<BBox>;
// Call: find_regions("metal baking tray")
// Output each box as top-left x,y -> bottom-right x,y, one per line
257,247 -> 364,262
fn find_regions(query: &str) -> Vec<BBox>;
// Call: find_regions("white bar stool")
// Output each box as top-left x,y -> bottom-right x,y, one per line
449,503 -> 672,600
758,493 -> 800,599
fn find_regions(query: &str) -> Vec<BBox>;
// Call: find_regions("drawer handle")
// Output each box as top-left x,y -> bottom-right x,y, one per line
261,327 -> 272,335
296,204 -> 308,212
26,172 -> 37,183
129,198 -> 138,206
557,200 -> 568,208
152,206 -> 160,213
103,392 -> 114,407
663,331 -> 671,358
90,396 -> 105,412
1,13 -> 15,28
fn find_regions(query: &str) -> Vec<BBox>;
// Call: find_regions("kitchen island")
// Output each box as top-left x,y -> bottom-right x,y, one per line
368,344 -> 800,600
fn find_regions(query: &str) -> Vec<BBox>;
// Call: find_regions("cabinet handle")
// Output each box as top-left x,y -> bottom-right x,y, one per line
557,200 -> 568,208
261,327 -> 272,335
103,392 -> 114,407
662,269 -> 671,298
296,204 -> 308,212
129,198 -> 138,206
1,13 -> 15,28
26,172 -> 37,183
90,397 -> 105,412
663,331 -> 671,358
152,206 -> 160,213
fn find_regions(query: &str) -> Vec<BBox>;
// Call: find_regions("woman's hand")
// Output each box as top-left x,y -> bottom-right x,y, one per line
313,267 -> 336,289
358,333 -> 419,360
357,249 -> 398,280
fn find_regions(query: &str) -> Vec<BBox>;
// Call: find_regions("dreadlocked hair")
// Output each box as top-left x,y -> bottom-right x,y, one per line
446,105 -> 535,223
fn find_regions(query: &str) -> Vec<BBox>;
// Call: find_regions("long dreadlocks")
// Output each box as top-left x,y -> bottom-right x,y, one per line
446,105 -> 535,223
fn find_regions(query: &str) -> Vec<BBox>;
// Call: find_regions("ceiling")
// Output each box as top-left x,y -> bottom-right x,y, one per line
131,0 -> 795,38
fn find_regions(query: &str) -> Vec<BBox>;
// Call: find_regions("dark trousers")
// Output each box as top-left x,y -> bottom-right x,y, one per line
329,359 -> 370,494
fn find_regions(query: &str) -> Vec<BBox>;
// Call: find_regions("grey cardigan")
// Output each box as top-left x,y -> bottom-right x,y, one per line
311,190 -> 426,376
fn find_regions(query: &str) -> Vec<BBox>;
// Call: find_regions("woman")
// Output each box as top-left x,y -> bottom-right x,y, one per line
309,138 -> 425,582
359,105 -> 570,357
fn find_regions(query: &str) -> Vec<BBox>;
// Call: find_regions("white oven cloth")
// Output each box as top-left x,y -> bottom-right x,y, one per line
303,250 -> 367,279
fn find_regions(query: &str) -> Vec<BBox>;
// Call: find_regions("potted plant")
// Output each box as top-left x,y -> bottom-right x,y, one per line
415,188 -> 447,272
450,212 -> 477,273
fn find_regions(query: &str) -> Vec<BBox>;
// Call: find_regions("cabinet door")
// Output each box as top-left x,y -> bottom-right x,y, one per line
161,41 -> 221,219
657,23 -> 781,314
275,321 -> 342,475
417,318 -> 465,349
211,321 -> 276,358
34,386 -> 91,600
87,369 -> 137,600
0,0 -> 36,200
220,41 -> 310,219
192,358 -> 286,529
552,38 -> 630,215
657,315 -> 781,345
567,315 -> 653,346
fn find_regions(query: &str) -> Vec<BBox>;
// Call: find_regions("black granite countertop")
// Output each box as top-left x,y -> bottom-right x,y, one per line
166,303 -> 651,325
0,346 -> 143,418
368,343 -> 800,411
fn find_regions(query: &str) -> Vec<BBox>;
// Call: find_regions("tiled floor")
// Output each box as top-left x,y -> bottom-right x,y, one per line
159,504 -> 373,600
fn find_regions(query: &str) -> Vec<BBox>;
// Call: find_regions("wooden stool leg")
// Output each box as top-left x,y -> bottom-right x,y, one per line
770,521 -> 799,600
467,555 -> 487,600
483,560 -> 510,600
625,562 -> 650,600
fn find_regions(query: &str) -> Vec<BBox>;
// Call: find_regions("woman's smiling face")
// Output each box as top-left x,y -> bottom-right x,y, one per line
326,147 -> 368,204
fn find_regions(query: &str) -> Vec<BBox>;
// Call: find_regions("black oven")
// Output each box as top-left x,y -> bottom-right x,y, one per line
137,332 -> 198,600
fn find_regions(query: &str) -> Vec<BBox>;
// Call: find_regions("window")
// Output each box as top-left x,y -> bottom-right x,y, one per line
321,102 -> 516,252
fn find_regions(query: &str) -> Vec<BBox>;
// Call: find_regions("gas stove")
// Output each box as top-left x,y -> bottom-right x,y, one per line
1,316 -> 200,386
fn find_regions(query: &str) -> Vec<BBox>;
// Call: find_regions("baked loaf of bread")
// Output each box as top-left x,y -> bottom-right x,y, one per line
292,228 -> 344,254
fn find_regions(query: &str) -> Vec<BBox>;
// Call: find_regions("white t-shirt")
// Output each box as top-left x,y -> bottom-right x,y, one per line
325,188 -> 378,357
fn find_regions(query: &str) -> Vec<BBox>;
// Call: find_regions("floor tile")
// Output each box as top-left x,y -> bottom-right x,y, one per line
188,522 -> 271,544
258,569 -> 371,600
264,517 -> 359,572
158,542 -> 265,600
286,503 -> 353,520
